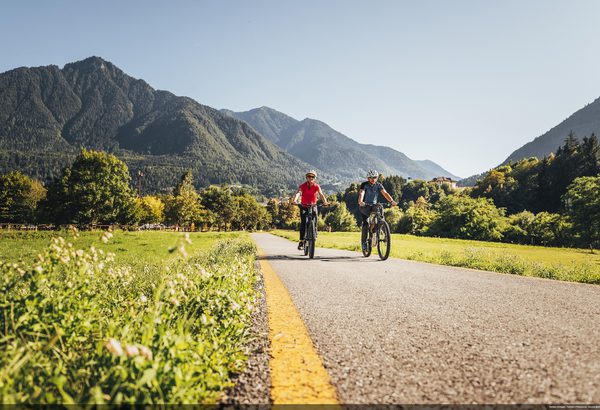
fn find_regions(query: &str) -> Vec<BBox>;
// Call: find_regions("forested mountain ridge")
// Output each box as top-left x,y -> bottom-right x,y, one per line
222,106 -> 460,181
0,57 -> 315,194
504,97 -> 600,164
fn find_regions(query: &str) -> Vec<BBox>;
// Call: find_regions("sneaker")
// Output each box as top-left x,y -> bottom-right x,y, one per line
298,241 -> 304,250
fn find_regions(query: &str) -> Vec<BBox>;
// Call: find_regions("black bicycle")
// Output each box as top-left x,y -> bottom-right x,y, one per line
362,203 -> 391,260
300,204 -> 323,259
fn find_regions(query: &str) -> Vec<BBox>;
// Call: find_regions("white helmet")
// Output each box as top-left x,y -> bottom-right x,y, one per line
306,170 -> 317,178
366,169 -> 379,178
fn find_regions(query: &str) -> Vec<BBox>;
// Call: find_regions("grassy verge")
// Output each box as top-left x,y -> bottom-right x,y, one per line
0,231 -> 259,404
273,229 -> 600,284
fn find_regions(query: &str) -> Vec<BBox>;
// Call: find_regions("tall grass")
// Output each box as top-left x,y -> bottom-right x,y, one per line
0,233 -> 259,404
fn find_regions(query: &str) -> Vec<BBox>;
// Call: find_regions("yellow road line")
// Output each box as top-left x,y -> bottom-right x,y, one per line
256,245 -> 340,405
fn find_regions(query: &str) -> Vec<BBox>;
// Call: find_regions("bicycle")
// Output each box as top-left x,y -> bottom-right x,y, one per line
362,203 -> 391,260
299,203 -> 324,259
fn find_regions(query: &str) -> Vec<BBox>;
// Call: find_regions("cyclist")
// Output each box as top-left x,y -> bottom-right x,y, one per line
358,169 -> 397,251
291,170 -> 328,250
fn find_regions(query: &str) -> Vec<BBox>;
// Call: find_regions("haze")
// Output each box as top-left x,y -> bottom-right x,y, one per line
2,0 -> 600,178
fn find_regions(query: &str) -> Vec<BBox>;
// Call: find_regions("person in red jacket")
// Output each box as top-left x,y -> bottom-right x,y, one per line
291,170 -> 328,249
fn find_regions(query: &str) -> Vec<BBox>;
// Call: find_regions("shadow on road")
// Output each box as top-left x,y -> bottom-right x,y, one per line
257,254 -> 376,262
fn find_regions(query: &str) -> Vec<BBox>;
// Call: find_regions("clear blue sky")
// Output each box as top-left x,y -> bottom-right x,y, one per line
2,0 -> 600,177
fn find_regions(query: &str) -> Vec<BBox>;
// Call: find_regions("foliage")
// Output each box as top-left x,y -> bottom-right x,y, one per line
323,202 -> 357,232
564,175 -> 600,247
472,133 -> 600,214
43,150 -> 138,225
399,179 -> 449,210
0,234 -> 258,404
0,171 -> 46,223
136,196 -> 165,224
428,194 -> 506,241
397,202 -> 435,235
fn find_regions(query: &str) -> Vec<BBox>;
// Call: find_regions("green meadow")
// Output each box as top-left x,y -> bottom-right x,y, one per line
0,230 -> 257,404
273,229 -> 600,284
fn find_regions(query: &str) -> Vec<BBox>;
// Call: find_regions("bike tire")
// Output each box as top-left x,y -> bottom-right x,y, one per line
303,241 -> 309,256
308,220 -> 316,258
377,221 -> 391,261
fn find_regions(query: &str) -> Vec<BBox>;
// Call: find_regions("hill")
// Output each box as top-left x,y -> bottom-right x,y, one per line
504,97 -> 600,164
0,57 -> 314,195
222,106 -> 460,182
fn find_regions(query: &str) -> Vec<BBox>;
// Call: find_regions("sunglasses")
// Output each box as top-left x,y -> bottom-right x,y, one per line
368,177 -> 376,180
306,175 -> 315,179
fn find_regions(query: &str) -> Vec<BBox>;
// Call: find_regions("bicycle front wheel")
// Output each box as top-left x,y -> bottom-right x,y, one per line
308,220 -> 316,258
377,221 -> 391,261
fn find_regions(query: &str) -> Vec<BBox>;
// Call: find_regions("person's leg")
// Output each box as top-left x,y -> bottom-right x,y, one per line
359,205 -> 371,245
299,206 -> 307,240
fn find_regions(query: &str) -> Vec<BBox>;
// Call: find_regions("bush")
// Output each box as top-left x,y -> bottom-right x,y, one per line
0,235 -> 258,404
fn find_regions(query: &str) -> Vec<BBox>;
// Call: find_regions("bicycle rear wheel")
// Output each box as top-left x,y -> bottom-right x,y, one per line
377,221 -> 391,261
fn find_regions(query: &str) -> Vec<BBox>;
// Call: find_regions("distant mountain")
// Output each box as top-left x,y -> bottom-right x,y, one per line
0,57 -> 314,194
458,97 -> 600,187
504,97 -> 600,164
221,106 -> 460,182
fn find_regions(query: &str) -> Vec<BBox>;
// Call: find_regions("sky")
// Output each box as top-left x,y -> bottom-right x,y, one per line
2,0 -> 600,178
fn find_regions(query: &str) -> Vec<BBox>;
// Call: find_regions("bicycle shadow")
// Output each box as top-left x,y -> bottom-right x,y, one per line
257,254 -> 377,262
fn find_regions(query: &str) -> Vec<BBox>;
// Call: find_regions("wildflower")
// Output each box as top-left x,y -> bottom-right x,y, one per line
170,298 -> 180,307
105,338 -> 124,356
124,344 -> 140,357
184,233 -> 192,244
231,301 -> 241,311
139,294 -> 148,303
139,345 -> 153,360
75,249 -> 84,257
177,243 -> 188,258
34,266 -> 44,273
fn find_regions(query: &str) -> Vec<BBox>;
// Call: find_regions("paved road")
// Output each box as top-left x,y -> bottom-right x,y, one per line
252,233 -> 600,404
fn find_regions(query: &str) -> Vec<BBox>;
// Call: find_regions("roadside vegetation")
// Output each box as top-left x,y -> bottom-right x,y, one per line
0,231 -> 259,404
273,229 -> 600,284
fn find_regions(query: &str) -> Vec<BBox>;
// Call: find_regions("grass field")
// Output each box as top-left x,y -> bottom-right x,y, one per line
0,230 -> 241,267
0,230 -> 258,404
273,229 -> 600,284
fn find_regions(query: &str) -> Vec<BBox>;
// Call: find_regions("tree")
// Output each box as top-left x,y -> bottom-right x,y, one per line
324,202 -> 356,231
0,171 -> 46,223
137,196 -> 165,224
564,175 -> 600,248
529,212 -> 572,247
400,180 -> 446,210
428,194 -> 506,241
383,206 -> 403,232
381,175 -> 405,202
166,171 -> 204,226
44,150 -> 137,224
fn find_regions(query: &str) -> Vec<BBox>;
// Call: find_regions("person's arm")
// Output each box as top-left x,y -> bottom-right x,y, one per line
317,187 -> 328,205
358,189 -> 365,207
381,188 -> 397,206
290,188 -> 302,204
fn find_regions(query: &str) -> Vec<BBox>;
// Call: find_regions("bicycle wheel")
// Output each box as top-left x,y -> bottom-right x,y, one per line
377,221 -> 391,261
362,232 -> 372,257
303,240 -> 309,256
308,220 -> 316,258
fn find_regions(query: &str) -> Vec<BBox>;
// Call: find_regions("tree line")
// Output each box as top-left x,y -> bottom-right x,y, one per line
2,135 -> 599,248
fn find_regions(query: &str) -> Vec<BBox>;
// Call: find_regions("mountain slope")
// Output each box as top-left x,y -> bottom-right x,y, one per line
222,106 -> 460,181
0,57 -> 314,193
504,97 -> 600,164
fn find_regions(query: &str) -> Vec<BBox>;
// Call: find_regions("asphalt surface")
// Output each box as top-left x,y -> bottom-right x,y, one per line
251,233 -> 600,404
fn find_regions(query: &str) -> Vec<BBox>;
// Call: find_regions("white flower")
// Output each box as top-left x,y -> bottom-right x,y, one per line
184,233 -> 192,244
139,345 -> 153,360
124,344 -> 140,357
139,294 -> 148,303
34,266 -> 44,273
105,338 -> 124,356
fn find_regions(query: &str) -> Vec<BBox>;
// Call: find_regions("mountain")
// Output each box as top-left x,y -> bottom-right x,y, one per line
0,57 -> 314,195
504,97 -> 600,164
221,106 -> 460,182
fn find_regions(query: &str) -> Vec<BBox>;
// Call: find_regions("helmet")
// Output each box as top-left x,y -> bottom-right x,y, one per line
366,169 -> 379,178
306,170 -> 317,178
